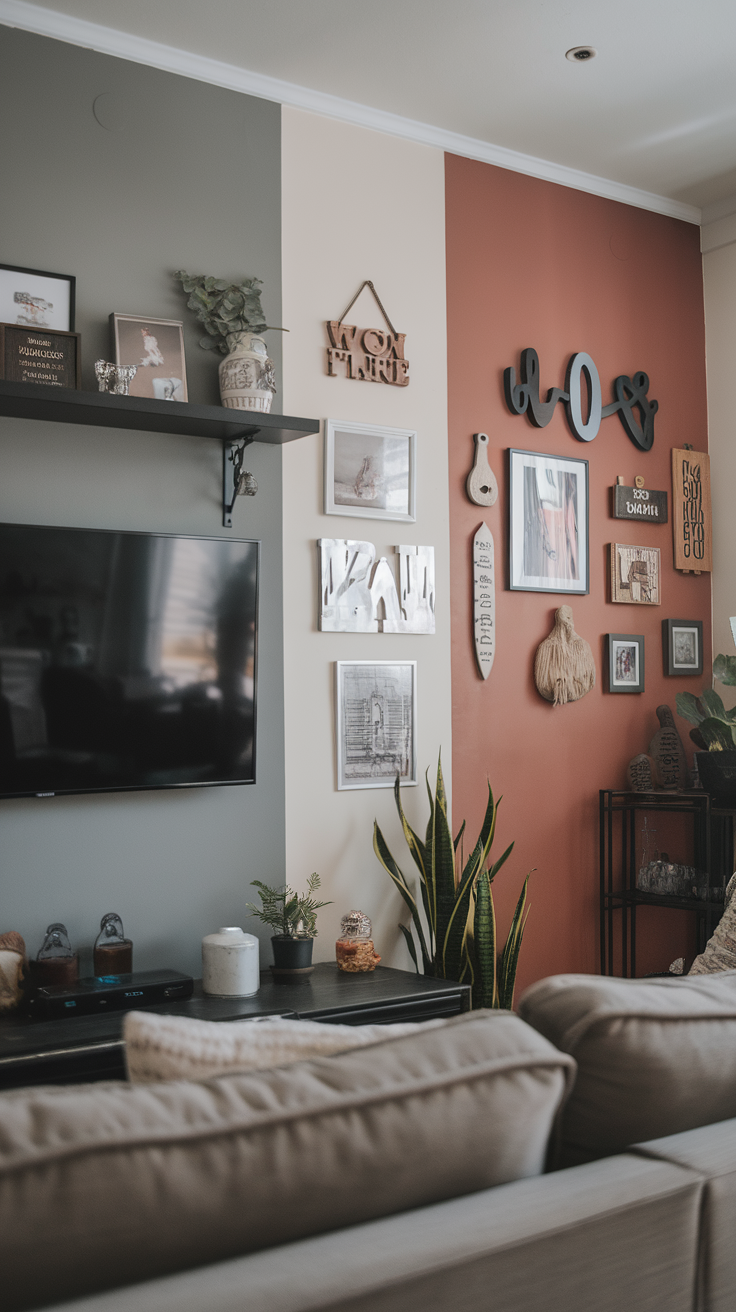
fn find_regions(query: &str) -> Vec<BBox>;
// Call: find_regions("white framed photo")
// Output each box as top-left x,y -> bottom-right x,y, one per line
325,419 -> 416,522
509,449 -> 589,594
335,660 -> 417,790
110,313 -> 188,402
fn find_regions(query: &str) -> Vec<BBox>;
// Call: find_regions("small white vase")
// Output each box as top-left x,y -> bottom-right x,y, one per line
202,926 -> 260,997
218,331 -> 275,413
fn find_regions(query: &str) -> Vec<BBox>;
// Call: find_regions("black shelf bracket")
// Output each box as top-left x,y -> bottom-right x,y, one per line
223,437 -> 256,528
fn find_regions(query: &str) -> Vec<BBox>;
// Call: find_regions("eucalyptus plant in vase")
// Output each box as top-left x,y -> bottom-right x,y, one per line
247,874 -> 332,974
174,270 -> 285,413
373,756 -> 532,1010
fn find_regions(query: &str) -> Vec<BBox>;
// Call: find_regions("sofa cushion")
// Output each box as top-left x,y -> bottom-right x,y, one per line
0,1008 -> 574,1311
518,971 -> 736,1166
124,1011 -> 437,1084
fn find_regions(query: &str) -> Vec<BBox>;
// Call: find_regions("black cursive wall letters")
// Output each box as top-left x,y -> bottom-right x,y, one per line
504,348 -> 658,450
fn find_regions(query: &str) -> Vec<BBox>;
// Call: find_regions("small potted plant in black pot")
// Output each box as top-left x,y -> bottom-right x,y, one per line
677,652 -> 736,802
247,874 -> 331,979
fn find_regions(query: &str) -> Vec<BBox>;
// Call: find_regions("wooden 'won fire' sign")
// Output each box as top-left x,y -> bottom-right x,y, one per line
326,280 -> 409,387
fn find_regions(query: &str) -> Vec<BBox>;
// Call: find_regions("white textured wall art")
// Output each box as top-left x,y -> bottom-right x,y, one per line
473,522 -> 495,679
318,539 -> 435,634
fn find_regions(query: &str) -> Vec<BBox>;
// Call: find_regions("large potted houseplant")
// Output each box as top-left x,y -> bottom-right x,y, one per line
373,755 -> 532,1010
677,653 -> 736,801
247,874 -> 332,976
174,270 -> 284,413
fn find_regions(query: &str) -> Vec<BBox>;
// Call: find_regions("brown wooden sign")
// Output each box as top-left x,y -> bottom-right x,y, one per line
0,323 -> 80,388
612,480 -> 668,523
671,447 -> 712,573
326,280 -> 409,387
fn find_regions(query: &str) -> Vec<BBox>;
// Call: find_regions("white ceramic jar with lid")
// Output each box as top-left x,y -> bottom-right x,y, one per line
202,927 -> 259,997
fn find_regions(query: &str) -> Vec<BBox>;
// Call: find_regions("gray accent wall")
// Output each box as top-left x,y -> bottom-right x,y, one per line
0,29 -> 285,975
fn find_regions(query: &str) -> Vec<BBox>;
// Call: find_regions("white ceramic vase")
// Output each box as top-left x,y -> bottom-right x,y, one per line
202,926 -> 260,997
218,331 -> 276,413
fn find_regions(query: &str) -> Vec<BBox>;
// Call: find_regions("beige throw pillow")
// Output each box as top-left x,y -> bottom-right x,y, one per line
0,1010 -> 574,1310
124,1011 -> 437,1083
690,873 -> 736,973
519,971 -> 736,1166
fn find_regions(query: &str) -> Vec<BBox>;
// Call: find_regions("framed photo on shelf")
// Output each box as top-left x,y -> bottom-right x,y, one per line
324,418 -> 416,521
662,618 -> 703,676
609,543 -> 661,605
508,449 -> 589,594
110,313 -> 188,402
335,660 -> 417,790
607,633 -> 645,693
0,263 -> 75,332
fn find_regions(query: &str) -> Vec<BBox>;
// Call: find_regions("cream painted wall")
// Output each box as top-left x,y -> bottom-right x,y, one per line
280,108 -> 451,966
703,239 -> 736,688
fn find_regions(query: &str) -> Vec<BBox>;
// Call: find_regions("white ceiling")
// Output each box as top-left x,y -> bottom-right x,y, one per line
4,0 -> 736,221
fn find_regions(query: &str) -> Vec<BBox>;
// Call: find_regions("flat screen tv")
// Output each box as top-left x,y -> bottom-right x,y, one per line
0,523 -> 259,798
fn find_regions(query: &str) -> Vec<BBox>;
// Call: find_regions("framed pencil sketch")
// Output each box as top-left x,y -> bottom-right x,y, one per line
609,543 -> 661,605
335,660 -> 417,790
607,633 -> 645,693
325,419 -> 416,521
110,313 -> 188,402
508,449 -> 589,594
663,619 -> 703,676
0,263 -> 75,332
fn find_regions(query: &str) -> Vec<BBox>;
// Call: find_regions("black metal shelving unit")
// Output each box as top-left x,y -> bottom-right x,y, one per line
0,379 -> 320,526
599,789 -> 736,977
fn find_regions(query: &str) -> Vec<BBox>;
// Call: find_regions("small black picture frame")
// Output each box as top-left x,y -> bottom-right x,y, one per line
607,633 -> 645,693
663,618 -> 703,677
0,263 -> 75,333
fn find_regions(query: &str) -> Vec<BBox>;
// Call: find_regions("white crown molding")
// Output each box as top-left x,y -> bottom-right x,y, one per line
0,0 -> 702,225
701,192 -> 736,227
701,211 -> 736,254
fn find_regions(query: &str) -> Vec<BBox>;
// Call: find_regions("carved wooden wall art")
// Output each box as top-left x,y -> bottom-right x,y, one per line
627,753 -> 656,792
473,522 -> 495,679
326,281 -> 409,387
609,543 -> 661,605
318,539 -> 434,634
534,605 -> 596,706
466,433 -> 498,507
504,347 -> 658,449
612,474 -> 668,523
648,705 -> 689,791
672,447 -> 712,573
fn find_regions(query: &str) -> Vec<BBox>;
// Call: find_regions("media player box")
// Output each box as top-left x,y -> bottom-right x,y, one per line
32,970 -> 194,1018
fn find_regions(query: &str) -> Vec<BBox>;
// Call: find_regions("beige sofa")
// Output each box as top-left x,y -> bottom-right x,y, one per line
5,972 -> 736,1312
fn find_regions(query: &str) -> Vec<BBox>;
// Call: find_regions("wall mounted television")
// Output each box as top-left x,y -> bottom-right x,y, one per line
0,524 -> 259,798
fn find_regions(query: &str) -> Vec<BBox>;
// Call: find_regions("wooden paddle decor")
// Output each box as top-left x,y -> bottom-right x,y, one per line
473,522 -> 495,679
466,433 -> 498,507
671,447 -> 711,573
326,281 -> 409,387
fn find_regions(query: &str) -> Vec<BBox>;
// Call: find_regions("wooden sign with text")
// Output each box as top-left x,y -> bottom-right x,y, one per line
326,280 -> 409,387
612,481 -> 668,523
0,323 -> 80,388
672,448 -> 712,573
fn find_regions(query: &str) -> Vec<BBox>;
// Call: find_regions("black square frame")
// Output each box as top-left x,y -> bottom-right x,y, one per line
663,618 -> 703,677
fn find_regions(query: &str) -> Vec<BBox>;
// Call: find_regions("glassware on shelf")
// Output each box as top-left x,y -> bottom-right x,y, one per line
335,910 -> 381,973
93,913 -> 133,976
34,923 -> 79,987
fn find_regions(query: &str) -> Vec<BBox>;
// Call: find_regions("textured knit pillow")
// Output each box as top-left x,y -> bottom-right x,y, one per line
124,1011 -> 436,1083
690,873 -> 736,973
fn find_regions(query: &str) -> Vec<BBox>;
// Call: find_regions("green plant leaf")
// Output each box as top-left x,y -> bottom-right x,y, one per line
393,774 -> 428,884
488,841 -> 515,883
676,691 -> 704,726
699,717 -> 736,750
373,822 -> 432,970
497,874 -> 531,1011
430,756 -> 457,973
398,922 -> 419,974
471,868 -> 497,1009
453,819 -> 466,853
461,782 -> 497,886
700,688 -> 728,721
714,653 -> 736,686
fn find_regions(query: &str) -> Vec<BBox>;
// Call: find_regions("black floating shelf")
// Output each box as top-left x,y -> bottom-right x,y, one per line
0,379 -> 319,446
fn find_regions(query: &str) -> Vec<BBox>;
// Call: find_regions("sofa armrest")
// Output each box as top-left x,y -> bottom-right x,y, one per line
42,1154 -> 702,1312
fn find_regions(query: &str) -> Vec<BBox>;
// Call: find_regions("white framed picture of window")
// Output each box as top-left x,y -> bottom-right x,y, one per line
508,449 -> 589,594
335,660 -> 417,790
324,419 -> 416,522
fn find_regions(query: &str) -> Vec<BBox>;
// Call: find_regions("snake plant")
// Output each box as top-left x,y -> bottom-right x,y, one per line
373,756 -> 531,1010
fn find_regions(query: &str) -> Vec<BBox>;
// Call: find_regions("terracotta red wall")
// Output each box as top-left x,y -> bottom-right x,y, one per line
445,154 -> 710,993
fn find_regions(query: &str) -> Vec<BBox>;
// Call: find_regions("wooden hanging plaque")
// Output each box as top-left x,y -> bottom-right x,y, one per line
473,522 -> 495,679
326,281 -> 409,387
671,448 -> 712,573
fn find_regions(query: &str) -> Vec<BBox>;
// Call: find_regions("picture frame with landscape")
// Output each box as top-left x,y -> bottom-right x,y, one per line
324,419 -> 416,522
663,618 -> 703,676
607,633 -> 645,693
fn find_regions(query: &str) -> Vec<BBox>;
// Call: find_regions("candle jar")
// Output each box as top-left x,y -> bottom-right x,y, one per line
336,910 -> 381,973
93,913 -> 133,976
33,923 -> 79,989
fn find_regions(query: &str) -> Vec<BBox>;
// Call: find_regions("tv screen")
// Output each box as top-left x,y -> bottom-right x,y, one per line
0,524 -> 259,797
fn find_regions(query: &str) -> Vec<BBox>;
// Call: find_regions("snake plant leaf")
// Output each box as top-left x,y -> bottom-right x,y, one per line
698,717 -> 736,750
700,688 -> 728,721
676,691 -> 705,726
714,654 -> 736,686
497,874 -> 531,1011
430,758 -> 458,972
442,816 -> 496,981
393,774 -> 428,885
373,822 -> 432,970
454,819 -> 466,853
398,922 -> 419,974
472,868 -> 497,1010
461,783 -> 497,886
488,841 -> 515,883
